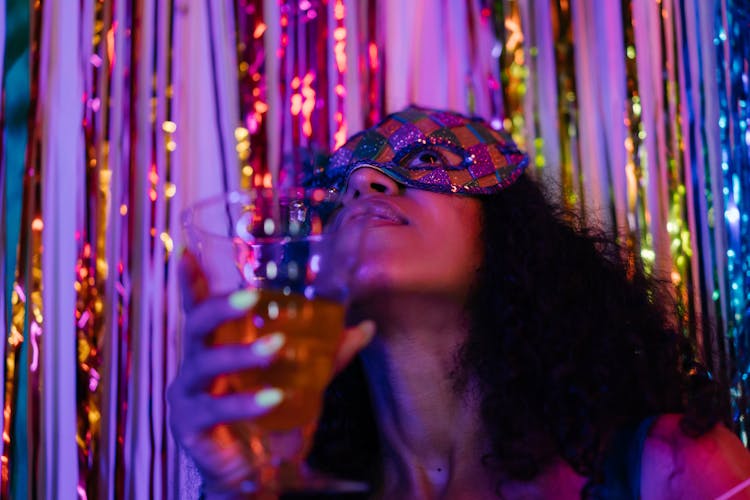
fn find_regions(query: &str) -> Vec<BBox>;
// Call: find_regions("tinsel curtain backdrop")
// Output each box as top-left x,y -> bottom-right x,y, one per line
0,0 -> 747,498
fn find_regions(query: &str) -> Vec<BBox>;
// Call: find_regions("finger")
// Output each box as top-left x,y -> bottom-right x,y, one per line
181,333 -> 286,392
198,454 -> 255,497
179,249 -> 211,310
183,389 -> 284,433
334,320 -> 376,373
183,288 -> 261,349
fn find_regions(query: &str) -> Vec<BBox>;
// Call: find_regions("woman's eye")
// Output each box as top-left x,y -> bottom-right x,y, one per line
408,151 -> 443,168
419,152 -> 440,164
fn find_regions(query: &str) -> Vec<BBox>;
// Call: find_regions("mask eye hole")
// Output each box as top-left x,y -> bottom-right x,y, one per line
407,150 -> 445,168
403,145 -> 464,169
417,152 -> 441,164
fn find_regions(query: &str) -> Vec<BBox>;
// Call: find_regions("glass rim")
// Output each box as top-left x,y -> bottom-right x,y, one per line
181,189 -> 334,243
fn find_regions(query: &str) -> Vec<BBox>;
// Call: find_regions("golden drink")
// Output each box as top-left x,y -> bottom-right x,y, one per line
209,289 -> 346,432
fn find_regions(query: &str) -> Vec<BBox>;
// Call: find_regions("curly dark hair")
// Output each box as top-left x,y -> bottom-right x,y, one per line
307,173 -> 726,496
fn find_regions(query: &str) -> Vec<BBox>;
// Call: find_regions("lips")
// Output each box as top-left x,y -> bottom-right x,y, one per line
339,199 -> 409,229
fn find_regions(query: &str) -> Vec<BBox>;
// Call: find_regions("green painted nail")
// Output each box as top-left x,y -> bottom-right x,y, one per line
255,388 -> 283,408
228,290 -> 259,311
251,332 -> 285,357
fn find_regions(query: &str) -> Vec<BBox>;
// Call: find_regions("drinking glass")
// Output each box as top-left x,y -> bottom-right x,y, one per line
182,187 -> 364,497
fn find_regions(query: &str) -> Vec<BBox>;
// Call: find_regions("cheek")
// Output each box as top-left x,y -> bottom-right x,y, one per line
423,215 -> 483,293
424,198 -> 483,291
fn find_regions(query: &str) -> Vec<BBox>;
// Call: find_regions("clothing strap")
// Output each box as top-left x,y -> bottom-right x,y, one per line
626,416 -> 658,497
715,476 -> 750,500
592,416 -> 658,500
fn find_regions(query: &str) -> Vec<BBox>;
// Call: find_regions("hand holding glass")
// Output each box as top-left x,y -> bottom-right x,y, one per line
181,187 -> 361,496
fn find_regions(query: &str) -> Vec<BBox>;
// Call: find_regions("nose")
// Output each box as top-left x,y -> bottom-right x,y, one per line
342,166 -> 400,202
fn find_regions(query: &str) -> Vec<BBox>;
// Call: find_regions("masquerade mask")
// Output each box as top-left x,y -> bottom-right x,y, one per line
308,106 -> 529,196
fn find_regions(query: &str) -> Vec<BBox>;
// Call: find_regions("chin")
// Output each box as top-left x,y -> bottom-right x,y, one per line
348,263 -> 397,299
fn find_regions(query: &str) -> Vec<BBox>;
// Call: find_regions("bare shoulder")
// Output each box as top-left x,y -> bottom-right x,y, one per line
641,413 -> 750,499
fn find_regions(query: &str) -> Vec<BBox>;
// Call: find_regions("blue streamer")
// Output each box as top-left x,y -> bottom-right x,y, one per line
2,0 -> 31,497
715,0 -> 750,443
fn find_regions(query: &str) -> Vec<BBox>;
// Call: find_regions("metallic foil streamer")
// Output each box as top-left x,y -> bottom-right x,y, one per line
716,0 -> 750,443
627,0 -> 696,341
38,1 -> 85,495
6,0 -> 180,498
486,0 -> 749,442
658,0 -> 693,336
488,1 -> 528,146
674,0 -> 735,434
126,0 -> 178,497
282,0 -> 332,185
549,0 -> 582,209
2,0 -> 30,347
330,0 -> 347,150
2,3 -> 749,500
630,0 -> 675,286
619,0 -> 654,273
489,0 -> 580,204
1,0 -> 38,496
234,0 -> 269,190
362,0 -> 382,127
100,1 -> 135,496
77,2 -> 133,497
174,0 -> 251,495
77,0 -> 108,495
646,0 -> 713,379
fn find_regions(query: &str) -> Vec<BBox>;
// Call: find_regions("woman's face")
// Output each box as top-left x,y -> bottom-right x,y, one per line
333,166 -> 483,301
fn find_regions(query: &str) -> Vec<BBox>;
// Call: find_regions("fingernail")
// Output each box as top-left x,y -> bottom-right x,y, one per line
255,387 -> 283,408
251,332 -> 285,357
358,320 -> 376,339
229,289 -> 259,311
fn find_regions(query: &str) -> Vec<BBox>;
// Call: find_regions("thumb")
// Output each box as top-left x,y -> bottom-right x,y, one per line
334,320 -> 376,373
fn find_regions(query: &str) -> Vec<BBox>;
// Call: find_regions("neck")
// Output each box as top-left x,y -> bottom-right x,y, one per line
353,295 -> 493,497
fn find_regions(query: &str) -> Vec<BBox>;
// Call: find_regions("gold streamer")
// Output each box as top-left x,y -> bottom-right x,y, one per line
549,0 -> 582,211
76,0 -> 109,492
657,1 -> 694,337
622,0 -> 693,340
495,0 -> 528,150
620,0 -> 653,278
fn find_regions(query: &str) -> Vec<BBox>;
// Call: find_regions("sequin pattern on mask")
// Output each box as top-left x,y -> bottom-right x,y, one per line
310,105 -> 529,195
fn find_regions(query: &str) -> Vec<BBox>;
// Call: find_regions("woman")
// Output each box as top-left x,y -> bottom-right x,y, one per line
169,106 -> 750,498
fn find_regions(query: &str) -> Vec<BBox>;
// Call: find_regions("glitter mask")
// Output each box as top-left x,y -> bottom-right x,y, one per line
310,105 -> 529,196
